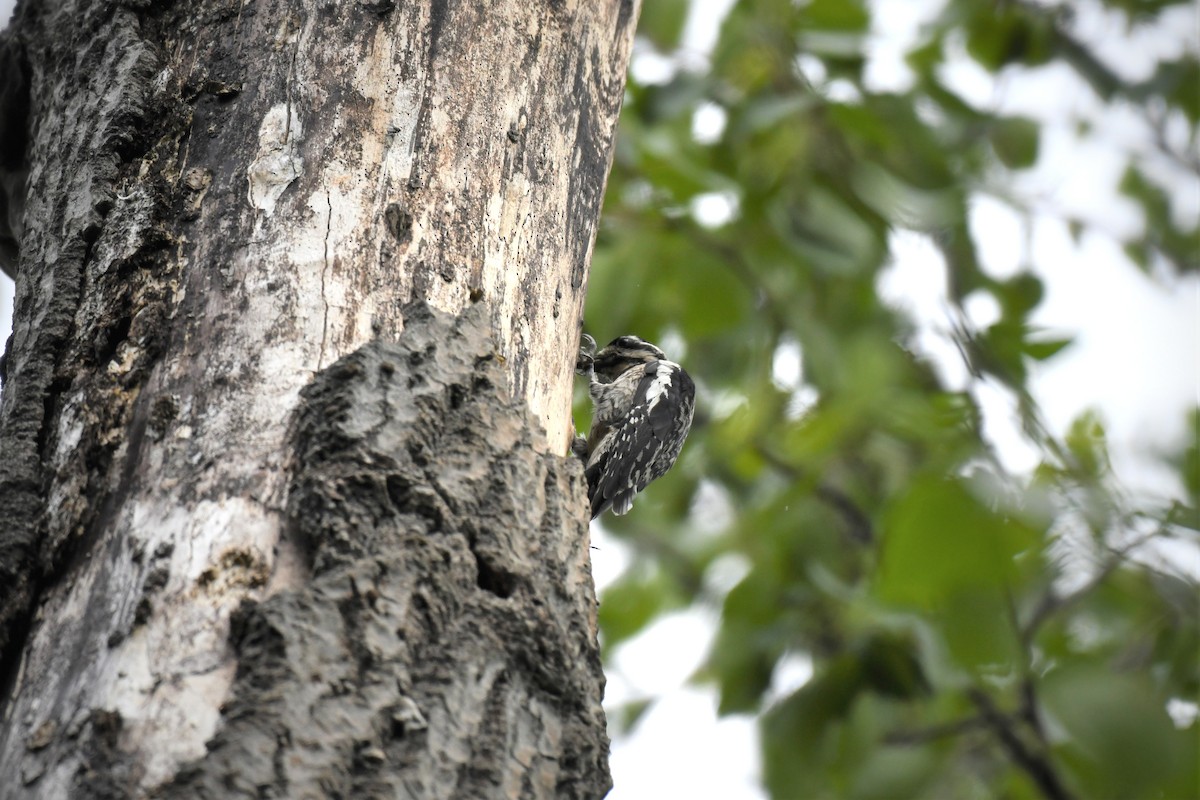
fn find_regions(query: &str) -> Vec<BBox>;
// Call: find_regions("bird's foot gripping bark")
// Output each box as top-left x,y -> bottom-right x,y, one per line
570,434 -> 589,462
575,333 -> 596,375
571,335 -> 594,464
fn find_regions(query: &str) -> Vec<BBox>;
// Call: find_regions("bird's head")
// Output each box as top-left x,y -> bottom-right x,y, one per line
592,335 -> 667,380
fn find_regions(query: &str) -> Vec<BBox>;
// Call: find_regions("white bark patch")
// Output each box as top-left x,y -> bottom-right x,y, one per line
94,500 -> 279,787
2,493 -> 285,794
247,104 -> 303,217
351,31 -> 423,194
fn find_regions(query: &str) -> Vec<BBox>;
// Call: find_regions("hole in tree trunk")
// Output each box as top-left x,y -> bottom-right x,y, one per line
474,555 -> 516,599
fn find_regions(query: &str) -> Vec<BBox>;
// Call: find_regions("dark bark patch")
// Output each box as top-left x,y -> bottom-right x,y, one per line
383,201 -> 413,244
361,0 -> 396,16
93,315 -> 132,367
473,549 -> 518,599
146,394 -> 180,438
0,0 -> 189,669
71,709 -> 137,800
197,548 -> 270,593
132,597 -> 153,627
200,80 -> 241,101
143,564 -> 169,593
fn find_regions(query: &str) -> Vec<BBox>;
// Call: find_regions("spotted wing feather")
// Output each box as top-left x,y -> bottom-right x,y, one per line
586,360 -> 695,518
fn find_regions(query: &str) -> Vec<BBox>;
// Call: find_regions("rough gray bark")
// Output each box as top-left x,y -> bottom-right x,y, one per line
159,302 -> 608,798
0,0 -> 637,795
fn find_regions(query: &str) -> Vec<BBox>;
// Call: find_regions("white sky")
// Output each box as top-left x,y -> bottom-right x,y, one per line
1,0 -> 1196,797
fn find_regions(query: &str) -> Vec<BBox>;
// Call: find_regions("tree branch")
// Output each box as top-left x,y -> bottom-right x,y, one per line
883,714 -> 988,746
1021,522 -> 1164,643
755,444 -> 874,544
968,688 -> 1075,800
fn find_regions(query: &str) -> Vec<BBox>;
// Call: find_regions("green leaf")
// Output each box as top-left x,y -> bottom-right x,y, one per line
1064,410 -> 1110,479
768,185 -> 884,275
1118,164 -> 1200,273
1040,664 -> 1189,799
1147,54 -> 1200,125
938,587 -> 1022,672
876,475 -> 1039,608
636,0 -> 690,51
639,73 -> 709,124
1170,408 -> 1200,504
588,1 -> 1199,795
993,272 -> 1044,318
800,0 -> 869,31
598,567 -> 682,651
1022,335 -> 1072,362
705,569 -> 783,714
585,226 -> 752,338
762,657 -> 866,797
737,92 -> 815,135
979,319 -> 1072,384
990,117 -> 1040,169
965,5 -> 1053,71
848,744 -> 941,800
858,631 -> 930,699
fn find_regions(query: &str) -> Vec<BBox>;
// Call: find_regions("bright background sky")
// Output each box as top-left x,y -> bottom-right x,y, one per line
1,0 -> 1196,797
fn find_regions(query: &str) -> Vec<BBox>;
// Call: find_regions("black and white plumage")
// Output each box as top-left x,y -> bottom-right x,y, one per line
575,334 -> 695,518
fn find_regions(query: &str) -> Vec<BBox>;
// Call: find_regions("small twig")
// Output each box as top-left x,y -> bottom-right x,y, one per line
812,484 -> 874,545
883,714 -> 988,746
1022,523 -> 1164,642
756,444 -> 874,544
1018,678 -> 1048,745
689,225 -> 791,334
969,688 -> 1076,800
1145,104 -> 1200,178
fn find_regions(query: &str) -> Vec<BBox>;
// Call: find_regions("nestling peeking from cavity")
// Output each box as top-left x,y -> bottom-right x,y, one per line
573,334 -> 696,518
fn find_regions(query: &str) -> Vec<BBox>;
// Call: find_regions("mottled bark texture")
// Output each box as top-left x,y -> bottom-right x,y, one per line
159,303 -> 607,798
0,0 -> 636,795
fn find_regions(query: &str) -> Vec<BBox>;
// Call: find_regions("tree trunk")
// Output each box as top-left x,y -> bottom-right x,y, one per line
0,0 -> 637,796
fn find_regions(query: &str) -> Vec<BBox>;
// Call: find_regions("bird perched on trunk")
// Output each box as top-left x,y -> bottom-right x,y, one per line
574,334 -> 695,518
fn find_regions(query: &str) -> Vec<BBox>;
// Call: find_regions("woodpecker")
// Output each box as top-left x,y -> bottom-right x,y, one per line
575,334 -> 695,518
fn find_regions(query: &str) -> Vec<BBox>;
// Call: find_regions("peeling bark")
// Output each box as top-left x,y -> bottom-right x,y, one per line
0,0 -> 636,795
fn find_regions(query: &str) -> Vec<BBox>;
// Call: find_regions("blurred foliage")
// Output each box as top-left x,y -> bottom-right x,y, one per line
580,0 -> 1200,797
